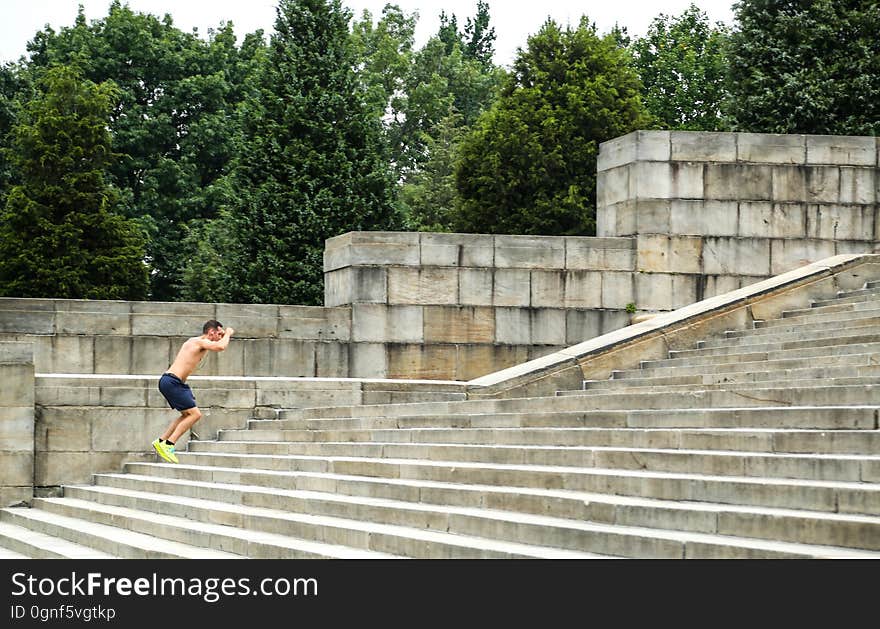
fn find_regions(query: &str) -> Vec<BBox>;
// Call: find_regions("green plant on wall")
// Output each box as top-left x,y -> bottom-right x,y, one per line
625,303 -> 637,314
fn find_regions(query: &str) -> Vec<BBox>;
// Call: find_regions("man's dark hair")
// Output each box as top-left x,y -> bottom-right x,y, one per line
203,320 -> 223,334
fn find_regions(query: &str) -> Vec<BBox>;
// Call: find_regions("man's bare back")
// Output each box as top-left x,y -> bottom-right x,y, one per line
167,325 -> 235,381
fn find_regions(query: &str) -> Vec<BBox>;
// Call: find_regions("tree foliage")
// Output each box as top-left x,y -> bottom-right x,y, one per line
453,18 -> 650,236
727,0 -> 880,135
631,3 -> 730,131
0,65 -> 148,299
26,1 -> 266,299
192,0 -> 401,305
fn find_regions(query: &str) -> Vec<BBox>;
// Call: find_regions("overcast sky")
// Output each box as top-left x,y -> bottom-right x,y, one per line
1,1 -> 736,66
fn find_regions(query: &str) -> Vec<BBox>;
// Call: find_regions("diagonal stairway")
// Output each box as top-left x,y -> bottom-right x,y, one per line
3,281 -> 880,558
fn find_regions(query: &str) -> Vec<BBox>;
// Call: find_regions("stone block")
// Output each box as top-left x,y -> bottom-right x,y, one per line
806,135 -> 876,166
315,342 -> 350,378
601,201 -> 637,237
351,304 -> 423,344
93,336 -> 132,374
631,162 -> 703,200
634,200 -> 671,234
737,133 -> 806,164
638,235 -> 702,274
349,343 -> 387,379
279,306 -> 350,342
596,203 -> 616,237
494,235 -> 566,269
635,273 -> 674,311
257,339 -> 315,377
323,232 -> 421,271
0,341 -> 34,365
0,309 -> 55,334
423,306 -> 495,344
54,299 -> 130,314
323,267 -> 352,307
0,298 -> 55,312
701,275 -> 742,299
701,237 -> 771,276
495,308 -> 531,345
807,205 -> 874,241
770,239 -> 836,275
671,274 -> 700,309
215,304 -> 280,337
131,336 -> 173,375
493,269 -> 531,307
455,345 -> 527,381
55,312 -> 130,335
598,132 -> 637,172
35,451 -> 134,486
530,270 -> 565,307
46,335 -> 95,374
459,269 -> 494,306
770,166 -> 806,202
387,344 -> 457,380
597,165 -> 630,206
704,164 -> 773,201
530,309 -> 566,345
0,406 -> 33,450
839,168 -> 876,204
671,131 -> 737,162
0,487 -> 32,508
635,130 -> 672,162
805,166 -> 841,203
388,267 -> 459,305
564,271 -> 602,308
0,364 -> 34,408
738,202 -> 806,239
420,233 -> 494,267
565,310 -> 602,344
601,272 -> 636,310
565,237 -> 634,271
670,200 -> 738,237
35,406 -> 90,452
212,339 -> 246,376
131,301 -> 214,317
131,314 -> 202,337
0,452 -> 33,486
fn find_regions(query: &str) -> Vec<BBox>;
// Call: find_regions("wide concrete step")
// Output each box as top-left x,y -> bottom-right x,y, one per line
764,301 -> 880,326
77,476 -> 880,558
554,383 -> 880,409
811,288 -> 880,308
0,519 -> 115,559
739,308 -> 880,336
642,340 -> 880,371
680,327 -> 880,356
51,489 -> 600,559
92,473 -> 880,553
174,446 -> 880,483
32,496 -> 403,559
582,375 -> 880,396
621,354 -> 880,383
201,427 -> 880,454
122,459 -> 880,517
249,406 -> 878,431
0,505 -> 238,559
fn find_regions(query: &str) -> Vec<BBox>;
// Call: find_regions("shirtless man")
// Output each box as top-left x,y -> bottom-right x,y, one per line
152,320 -> 234,464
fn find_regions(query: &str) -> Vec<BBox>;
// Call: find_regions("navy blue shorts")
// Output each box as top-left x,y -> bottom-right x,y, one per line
158,372 -> 197,411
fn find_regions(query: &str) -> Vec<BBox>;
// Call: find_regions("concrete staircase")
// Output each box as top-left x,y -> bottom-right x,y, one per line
4,281 -> 880,558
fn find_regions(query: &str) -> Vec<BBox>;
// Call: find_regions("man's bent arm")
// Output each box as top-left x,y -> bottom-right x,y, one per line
198,327 -> 235,352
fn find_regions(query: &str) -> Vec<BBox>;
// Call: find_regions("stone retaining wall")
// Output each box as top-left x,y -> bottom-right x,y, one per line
0,342 -> 34,506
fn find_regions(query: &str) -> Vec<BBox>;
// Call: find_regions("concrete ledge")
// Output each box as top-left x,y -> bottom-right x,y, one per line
466,254 -> 880,398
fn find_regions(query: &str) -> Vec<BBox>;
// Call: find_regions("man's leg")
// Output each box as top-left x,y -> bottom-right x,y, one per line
168,407 -> 203,444
160,414 -> 186,443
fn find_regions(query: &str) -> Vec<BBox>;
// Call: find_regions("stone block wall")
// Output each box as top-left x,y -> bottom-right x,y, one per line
324,232 -> 641,378
598,131 -> 879,299
0,342 -> 34,506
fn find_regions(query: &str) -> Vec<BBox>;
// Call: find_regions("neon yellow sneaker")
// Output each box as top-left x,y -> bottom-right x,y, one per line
151,438 -> 179,464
